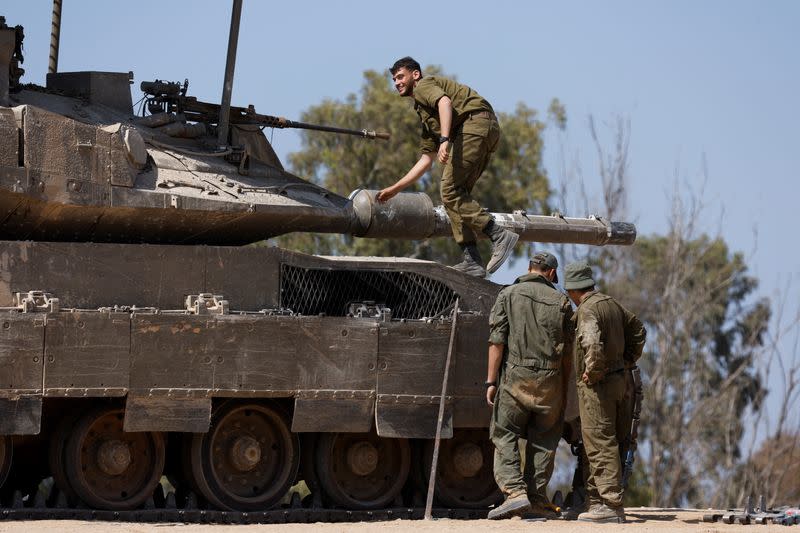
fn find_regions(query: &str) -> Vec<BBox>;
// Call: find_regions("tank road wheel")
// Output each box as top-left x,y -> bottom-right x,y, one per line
188,401 -> 299,511
315,432 -> 410,509
49,412 -> 81,504
424,429 -> 501,508
0,436 -> 11,489
64,407 -> 165,510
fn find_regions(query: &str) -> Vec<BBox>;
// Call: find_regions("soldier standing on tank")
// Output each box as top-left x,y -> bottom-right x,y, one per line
484,252 -> 575,519
562,261 -> 646,523
376,57 -> 518,278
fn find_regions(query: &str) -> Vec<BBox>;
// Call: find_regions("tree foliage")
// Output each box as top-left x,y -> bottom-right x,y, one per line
602,233 -> 769,506
277,67 -> 556,263
744,432 -> 800,505
559,117 -> 774,507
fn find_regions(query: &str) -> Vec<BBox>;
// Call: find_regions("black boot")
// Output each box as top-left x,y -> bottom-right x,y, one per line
483,220 -> 519,274
451,243 -> 487,278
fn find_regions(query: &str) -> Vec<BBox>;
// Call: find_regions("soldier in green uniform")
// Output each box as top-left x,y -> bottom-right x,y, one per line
377,57 -> 518,278
485,252 -> 575,519
563,261 -> 646,523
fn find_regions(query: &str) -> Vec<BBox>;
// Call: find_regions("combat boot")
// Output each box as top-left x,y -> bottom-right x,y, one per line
576,503 -> 626,523
483,220 -> 519,274
562,499 -> 589,521
487,493 -> 531,520
450,243 -> 486,278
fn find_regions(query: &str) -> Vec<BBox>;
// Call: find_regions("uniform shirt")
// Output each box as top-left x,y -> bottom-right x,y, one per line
573,291 -> 646,384
488,273 -> 575,370
412,76 -> 494,154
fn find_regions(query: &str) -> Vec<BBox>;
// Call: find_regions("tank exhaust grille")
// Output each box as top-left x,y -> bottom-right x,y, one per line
280,265 -> 457,319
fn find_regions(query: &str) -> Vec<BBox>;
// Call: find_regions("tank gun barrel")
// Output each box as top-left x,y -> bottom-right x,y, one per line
140,80 -> 390,141
349,190 -> 636,246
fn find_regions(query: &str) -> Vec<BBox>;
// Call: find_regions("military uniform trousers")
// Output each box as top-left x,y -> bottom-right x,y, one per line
440,112 -> 500,245
490,363 -> 563,503
576,370 -> 632,508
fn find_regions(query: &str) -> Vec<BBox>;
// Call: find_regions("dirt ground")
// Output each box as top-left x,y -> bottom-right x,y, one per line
0,509 -> 793,533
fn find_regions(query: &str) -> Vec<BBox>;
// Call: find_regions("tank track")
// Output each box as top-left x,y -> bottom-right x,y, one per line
0,499 -> 486,524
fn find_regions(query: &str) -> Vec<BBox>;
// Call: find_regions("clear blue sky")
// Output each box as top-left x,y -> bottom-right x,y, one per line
6,1 -> 799,423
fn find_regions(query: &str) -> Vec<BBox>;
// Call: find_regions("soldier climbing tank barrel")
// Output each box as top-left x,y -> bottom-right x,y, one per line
0,4 -> 635,517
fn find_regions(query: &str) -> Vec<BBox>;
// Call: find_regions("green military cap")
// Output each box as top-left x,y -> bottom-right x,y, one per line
563,261 -> 595,290
530,251 -> 558,283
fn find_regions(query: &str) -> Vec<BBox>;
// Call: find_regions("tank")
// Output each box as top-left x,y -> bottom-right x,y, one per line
0,9 -> 634,515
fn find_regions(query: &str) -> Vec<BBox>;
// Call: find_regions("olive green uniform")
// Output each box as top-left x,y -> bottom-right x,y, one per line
413,76 -> 500,245
488,273 -> 575,502
573,291 -> 646,508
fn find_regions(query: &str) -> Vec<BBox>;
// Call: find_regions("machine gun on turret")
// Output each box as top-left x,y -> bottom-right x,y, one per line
140,79 -> 390,141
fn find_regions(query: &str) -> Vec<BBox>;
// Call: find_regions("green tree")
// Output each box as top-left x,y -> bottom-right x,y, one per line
277,67 -> 557,263
601,232 -> 770,507
559,117 -> 774,507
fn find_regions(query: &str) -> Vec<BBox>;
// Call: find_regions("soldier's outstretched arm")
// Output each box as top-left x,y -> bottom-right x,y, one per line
376,153 -> 434,202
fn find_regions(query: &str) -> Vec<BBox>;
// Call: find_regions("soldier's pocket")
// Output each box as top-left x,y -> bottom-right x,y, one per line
508,364 -> 559,407
451,132 -> 485,171
577,382 -> 613,430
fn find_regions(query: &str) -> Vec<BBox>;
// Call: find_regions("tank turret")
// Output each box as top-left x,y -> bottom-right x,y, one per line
0,16 -> 635,248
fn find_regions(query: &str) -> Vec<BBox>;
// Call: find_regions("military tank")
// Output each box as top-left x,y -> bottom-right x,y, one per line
0,4 -> 635,516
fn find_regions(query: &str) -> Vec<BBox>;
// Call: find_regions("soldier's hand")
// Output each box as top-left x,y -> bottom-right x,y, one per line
486,385 -> 497,406
376,187 -> 397,203
582,370 -> 603,385
437,141 -> 450,164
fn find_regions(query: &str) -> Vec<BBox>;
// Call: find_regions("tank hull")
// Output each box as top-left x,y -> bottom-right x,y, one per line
0,240 -> 503,511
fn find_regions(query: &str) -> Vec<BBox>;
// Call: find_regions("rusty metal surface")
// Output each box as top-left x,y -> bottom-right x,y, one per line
376,322 -> 453,439
452,315 -> 492,428
0,313 -> 44,394
0,396 -> 41,435
130,315 -> 377,395
43,312 -> 130,395
0,241 -> 496,313
0,242 -> 498,437
0,240 -> 501,438
123,396 -> 211,433
292,397 -> 375,433
0,86 -> 636,246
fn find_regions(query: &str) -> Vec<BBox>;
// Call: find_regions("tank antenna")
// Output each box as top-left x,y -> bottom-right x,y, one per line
217,0 -> 243,148
48,0 -> 62,74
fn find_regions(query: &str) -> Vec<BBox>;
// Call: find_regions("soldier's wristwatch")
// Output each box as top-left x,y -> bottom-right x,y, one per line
438,135 -> 450,144
484,381 -> 497,388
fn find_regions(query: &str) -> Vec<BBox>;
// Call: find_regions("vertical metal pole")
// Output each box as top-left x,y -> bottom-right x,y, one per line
48,0 -> 62,74
424,299 -> 459,520
217,0 -> 243,147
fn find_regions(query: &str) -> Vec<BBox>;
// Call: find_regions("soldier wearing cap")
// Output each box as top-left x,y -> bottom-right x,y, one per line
562,261 -> 646,523
485,251 -> 575,519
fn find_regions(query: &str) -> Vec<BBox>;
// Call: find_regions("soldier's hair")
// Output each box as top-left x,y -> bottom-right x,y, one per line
390,57 -> 422,76
528,260 -> 548,273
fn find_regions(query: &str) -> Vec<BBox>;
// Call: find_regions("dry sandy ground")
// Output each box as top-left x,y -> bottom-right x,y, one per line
0,509 -> 793,533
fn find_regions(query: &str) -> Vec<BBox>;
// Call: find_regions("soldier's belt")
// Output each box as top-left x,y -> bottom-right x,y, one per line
468,110 -> 494,120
